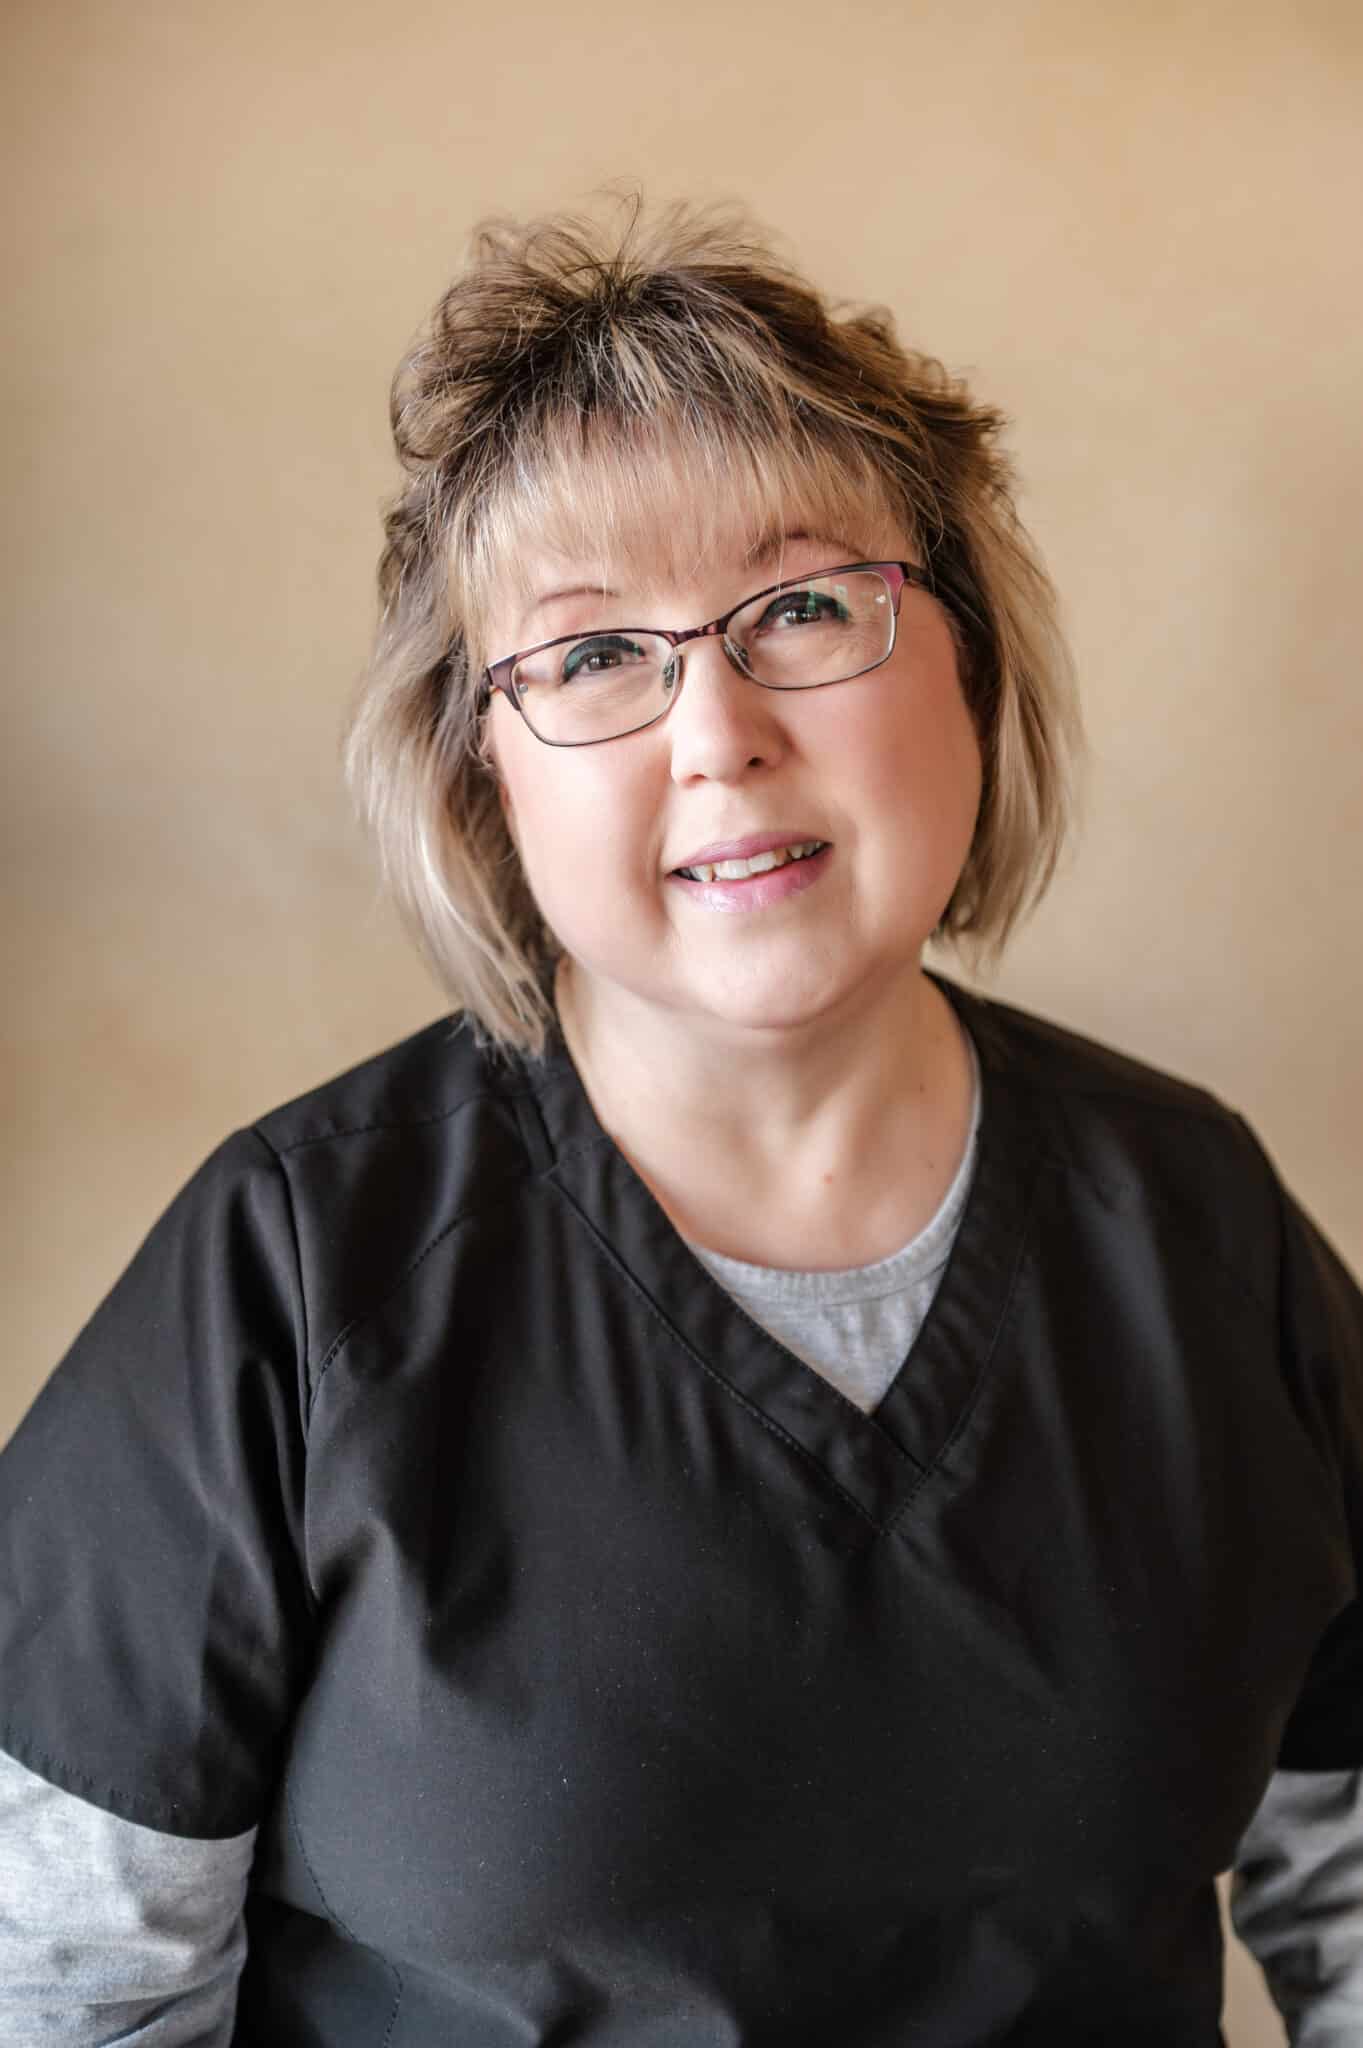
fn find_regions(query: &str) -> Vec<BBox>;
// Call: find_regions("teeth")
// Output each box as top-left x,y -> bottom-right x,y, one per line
679,840 -> 825,883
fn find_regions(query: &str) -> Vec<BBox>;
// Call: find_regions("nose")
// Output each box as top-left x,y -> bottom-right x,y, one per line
663,636 -> 788,785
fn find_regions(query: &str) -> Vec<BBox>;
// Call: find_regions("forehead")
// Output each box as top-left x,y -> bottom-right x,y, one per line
460,420 -> 907,657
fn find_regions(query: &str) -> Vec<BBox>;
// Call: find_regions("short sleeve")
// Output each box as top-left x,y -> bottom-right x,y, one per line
0,1129 -> 314,1839
1240,1117 -> 1363,1771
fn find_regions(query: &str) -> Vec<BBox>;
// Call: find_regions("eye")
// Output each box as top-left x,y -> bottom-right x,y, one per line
559,633 -> 651,683
756,588 -> 851,631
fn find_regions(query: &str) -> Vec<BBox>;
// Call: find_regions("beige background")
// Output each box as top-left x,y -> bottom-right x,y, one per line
5,3 -> 1361,2037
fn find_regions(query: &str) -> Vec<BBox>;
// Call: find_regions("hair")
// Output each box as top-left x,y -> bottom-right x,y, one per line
344,193 -> 1086,1057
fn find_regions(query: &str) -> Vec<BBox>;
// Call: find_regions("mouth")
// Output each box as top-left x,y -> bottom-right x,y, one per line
668,840 -> 833,914
671,839 -> 828,884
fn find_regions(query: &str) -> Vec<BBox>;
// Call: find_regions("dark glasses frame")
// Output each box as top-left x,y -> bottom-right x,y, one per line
476,560 -> 937,748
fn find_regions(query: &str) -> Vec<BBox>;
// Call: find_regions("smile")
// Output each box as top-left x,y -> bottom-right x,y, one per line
668,842 -> 834,915
674,840 -> 827,883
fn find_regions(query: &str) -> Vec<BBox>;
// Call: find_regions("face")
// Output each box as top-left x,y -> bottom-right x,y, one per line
480,520 -> 984,1047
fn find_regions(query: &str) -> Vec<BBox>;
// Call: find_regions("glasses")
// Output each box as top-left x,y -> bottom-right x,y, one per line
479,560 -> 936,748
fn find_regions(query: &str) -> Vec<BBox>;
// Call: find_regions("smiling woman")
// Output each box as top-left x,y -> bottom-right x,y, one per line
476,517 -> 988,1268
347,200 -> 1079,1058
2,196 -> 1362,2046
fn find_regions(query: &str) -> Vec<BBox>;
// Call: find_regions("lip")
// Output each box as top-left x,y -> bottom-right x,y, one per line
668,842 -> 832,914
666,829 -> 827,874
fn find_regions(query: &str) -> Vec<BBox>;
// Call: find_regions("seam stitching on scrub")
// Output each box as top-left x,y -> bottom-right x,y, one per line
538,1129 -> 619,1168
508,1075 -> 556,1174
264,1083 -> 544,1155
883,1150 -> 1049,1537
547,1180 -> 889,1531
1000,1083 -> 1279,1332
682,1257 -> 929,1457
248,1126 -> 314,1427
285,1777 -> 405,2041
0,1721 -> 209,1838
307,1170 -> 541,1399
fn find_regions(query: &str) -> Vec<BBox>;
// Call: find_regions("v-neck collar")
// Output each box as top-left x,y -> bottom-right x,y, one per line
521,972 -> 1052,1532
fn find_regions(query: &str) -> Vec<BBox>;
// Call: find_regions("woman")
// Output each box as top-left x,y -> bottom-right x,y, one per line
2,200 -> 1360,2045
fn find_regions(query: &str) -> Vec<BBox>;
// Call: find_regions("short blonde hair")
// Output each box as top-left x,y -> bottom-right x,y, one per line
345,195 -> 1085,1056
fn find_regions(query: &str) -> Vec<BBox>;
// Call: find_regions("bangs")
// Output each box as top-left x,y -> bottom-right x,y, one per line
453,407 -> 907,665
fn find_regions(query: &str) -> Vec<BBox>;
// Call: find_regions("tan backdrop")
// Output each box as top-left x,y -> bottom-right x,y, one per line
5,3 -> 1361,2039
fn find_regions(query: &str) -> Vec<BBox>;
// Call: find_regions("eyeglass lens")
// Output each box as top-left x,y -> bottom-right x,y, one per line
509,567 -> 896,745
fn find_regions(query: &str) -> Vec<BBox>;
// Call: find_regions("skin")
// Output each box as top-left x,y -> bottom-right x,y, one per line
481,519 -> 985,1270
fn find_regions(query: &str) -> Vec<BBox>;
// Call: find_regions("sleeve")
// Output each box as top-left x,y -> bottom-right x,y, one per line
1252,1137 -> 1363,1773
0,1126 -> 315,1840
1227,1118 -> 1363,2041
1231,1769 -> 1363,2048
0,1747 -> 253,2045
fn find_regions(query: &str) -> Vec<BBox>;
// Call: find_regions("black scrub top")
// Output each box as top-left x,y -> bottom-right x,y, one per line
2,971 -> 1361,2046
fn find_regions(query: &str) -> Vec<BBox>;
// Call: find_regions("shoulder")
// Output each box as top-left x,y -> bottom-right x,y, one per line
250,1011 -> 534,1161
944,976 -> 1283,1279
955,978 -> 1233,1123
193,1015 -> 553,1389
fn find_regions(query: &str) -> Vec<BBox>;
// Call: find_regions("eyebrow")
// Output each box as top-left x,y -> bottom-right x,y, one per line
525,580 -> 619,622
747,526 -> 863,570
518,529 -> 864,640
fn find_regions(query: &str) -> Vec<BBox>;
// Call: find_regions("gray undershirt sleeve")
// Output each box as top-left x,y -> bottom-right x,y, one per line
1231,1768 -> 1363,2046
0,1745 -> 253,2047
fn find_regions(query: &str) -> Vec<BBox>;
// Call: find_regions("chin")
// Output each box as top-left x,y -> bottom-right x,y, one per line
676,964 -> 872,1036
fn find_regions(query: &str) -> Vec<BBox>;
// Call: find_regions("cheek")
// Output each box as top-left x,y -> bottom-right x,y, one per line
911,708 -> 983,867
939,686 -> 985,819
846,672 -> 982,824
497,750 -> 658,925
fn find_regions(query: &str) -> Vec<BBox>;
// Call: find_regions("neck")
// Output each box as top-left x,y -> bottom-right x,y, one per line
553,958 -> 973,1269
